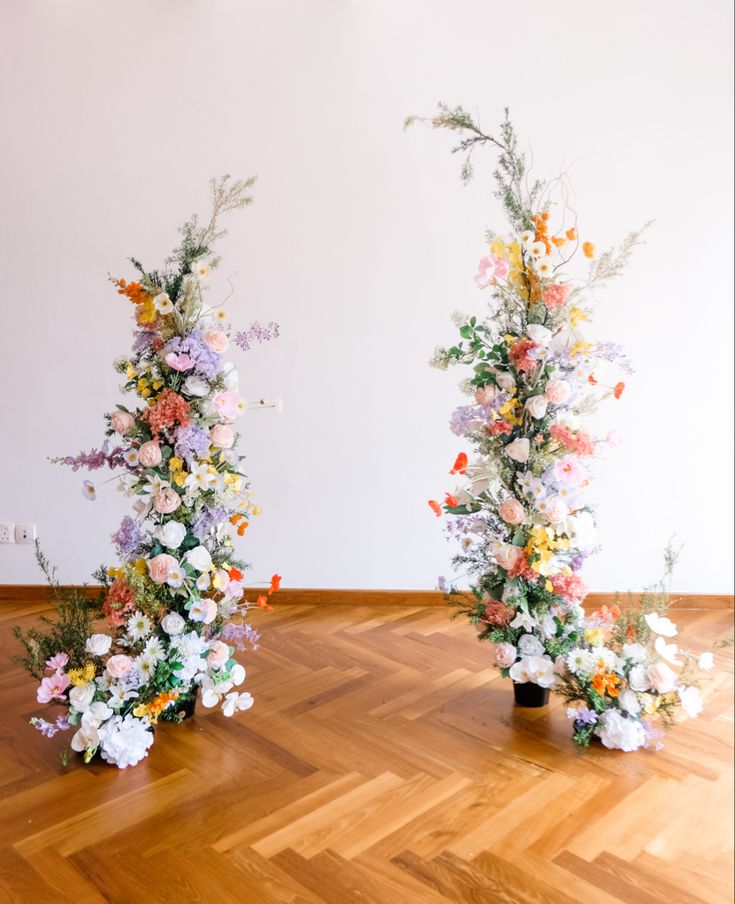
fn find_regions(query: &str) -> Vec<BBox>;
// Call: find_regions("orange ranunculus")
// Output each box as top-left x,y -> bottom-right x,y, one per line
450,452 -> 468,475
613,382 -> 625,399
566,228 -> 577,241
582,241 -> 596,259
428,500 -> 441,517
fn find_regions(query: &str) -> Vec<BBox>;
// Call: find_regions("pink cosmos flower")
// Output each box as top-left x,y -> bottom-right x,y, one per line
37,672 -> 71,704
165,352 -> 195,372
45,652 -> 69,672
474,255 -> 509,288
553,457 -> 587,487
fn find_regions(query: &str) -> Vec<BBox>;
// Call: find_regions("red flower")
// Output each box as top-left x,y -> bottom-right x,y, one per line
428,500 -> 441,517
450,452 -> 468,475
614,382 -> 625,399
444,493 -> 459,508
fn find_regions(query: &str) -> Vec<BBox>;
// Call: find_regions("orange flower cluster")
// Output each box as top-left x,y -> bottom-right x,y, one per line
256,574 -> 281,611
135,690 -> 180,724
141,389 -> 191,437
591,666 -> 622,698
116,278 -> 156,325
103,579 -> 137,627
230,513 -> 249,537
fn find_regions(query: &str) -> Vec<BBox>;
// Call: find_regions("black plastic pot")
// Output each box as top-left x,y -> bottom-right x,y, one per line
513,681 -> 550,707
176,691 -> 198,720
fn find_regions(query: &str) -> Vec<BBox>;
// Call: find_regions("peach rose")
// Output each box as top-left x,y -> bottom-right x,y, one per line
203,330 -> 229,353
544,498 -> 569,525
147,553 -> 178,584
106,654 -> 134,679
475,385 -> 497,406
647,662 -> 677,694
153,488 -> 181,514
499,497 -> 525,525
494,544 -> 524,572
110,410 -> 135,435
210,424 -> 235,449
138,440 -> 163,468
544,379 -> 572,405
494,642 -> 517,668
207,641 -> 230,669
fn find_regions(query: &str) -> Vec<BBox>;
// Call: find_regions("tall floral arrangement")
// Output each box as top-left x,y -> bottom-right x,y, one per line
16,177 -> 281,768
411,106 -> 645,700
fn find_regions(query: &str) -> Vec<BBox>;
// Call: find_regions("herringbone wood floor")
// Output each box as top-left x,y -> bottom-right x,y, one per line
0,601 -> 732,904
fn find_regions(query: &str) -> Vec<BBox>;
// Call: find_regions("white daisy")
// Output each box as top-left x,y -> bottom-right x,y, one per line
126,610 -> 152,642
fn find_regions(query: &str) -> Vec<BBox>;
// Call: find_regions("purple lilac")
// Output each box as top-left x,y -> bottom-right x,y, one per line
571,705 -> 598,725
593,342 -> 635,375
221,621 -> 261,651
31,718 -> 60,738
191,505 -> 228,541
164,329 -> 221,379
55,713 -> 71,731
54,440 -> 126,472
132,331 -> 156,353
174,424 -> 211,465
234,321 -> 280,351
112,516 -> 144,560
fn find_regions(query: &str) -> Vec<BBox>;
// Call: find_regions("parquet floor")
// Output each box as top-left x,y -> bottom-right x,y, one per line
0,601 -> 732,904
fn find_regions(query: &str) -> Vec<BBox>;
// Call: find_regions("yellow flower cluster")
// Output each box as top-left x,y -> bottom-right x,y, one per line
67,663 -> 96,686
169,457 -> 188,487
490,237 -> 524,287
525,526 -> 571,577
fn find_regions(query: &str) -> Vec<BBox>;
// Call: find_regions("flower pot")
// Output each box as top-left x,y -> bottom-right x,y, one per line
176,690 -> 198,720
513,681 -> 550,708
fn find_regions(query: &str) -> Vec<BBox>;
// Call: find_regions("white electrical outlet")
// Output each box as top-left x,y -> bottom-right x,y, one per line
0,523 -> 14,544
14,523 -> 36,544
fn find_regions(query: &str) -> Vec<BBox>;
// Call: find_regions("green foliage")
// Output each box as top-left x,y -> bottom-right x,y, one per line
14,542 -> 104,679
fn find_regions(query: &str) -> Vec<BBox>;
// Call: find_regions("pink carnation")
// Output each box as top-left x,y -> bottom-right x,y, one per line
550,573 -> 588,602
542,283 -> 571,310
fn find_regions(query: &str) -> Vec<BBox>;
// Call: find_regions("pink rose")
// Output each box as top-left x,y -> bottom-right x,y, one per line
138,441 -> 163,468
544,497 -> 569,525
203,330 -> 229,353
207,640 -> 230,669
211,391 -> 242,421
647,662 -> 677,694
499,497 -> 525,525
110,410 -> 135,435
475,385 -> 497,406
106,655 -> 134,679
210,425 -> 235,449
153,488 -> 182,514
544,379 -> 572,405
37,672 -> 71,704
147,553 -> 178,584
542,283 -> 571,310
495,544 -> 524,572
494,642 -> 517,669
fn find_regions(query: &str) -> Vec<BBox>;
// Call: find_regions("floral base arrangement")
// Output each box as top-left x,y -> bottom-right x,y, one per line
558,546 -> 714,751
16,176 -> 281,768
413,106 -> 642,701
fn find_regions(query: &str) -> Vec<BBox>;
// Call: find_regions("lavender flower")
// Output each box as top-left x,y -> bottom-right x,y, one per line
191,505 -> 227,541
132,330 -> 156,353
174,424 -> 211,465
593,341 -> 635,375
450,405 -> 485,437
52,440 -> 126,472
234,321 -> 280,351
164,329 -> 220,379
112,516 -> 144,560
221,621 -> 261,651
30,717 -> 60,738
567,705 -> 598,725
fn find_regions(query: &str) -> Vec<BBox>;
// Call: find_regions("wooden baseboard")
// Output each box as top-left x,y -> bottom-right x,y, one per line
0,584 -> 732,609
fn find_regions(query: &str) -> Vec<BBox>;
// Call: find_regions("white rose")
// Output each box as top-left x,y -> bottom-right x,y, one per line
622,642 -> 647,664
698,652 -> 714,671
185,545 -> 213,573
85,633 -> 112,657
566,511 -> 596,550
526,324 -> 552,346
71,723 -> 100,753
617,688 -> 641,715
161,611 -> 186,635
68,683 -> 96,713
495,371 -> 516,392
517,634 -> 545,657
183,375 -> 210,397
628,664 -> 651,692
525,395 -> 548,419
678,686 -> 703,718
156,521 -> 187,549
505,438 -> 530,463
597,710 -> 646,752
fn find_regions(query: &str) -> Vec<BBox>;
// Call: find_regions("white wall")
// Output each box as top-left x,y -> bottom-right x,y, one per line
1,0 -> 732,593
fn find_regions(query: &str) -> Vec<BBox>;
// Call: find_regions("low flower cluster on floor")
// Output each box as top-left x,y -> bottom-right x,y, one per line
16,176 -> 281,768
414,106 -> 712,749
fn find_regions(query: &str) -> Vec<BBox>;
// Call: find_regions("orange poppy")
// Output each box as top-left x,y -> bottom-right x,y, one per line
450,452 -> 468,475
428,500 -> 441,517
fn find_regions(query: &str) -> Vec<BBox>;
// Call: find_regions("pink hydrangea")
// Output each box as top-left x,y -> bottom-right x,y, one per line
542,283 -> 571,310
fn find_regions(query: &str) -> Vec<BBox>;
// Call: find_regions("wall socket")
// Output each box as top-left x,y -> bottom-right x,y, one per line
0,523 -> 14,544
15,523 -> 36,544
